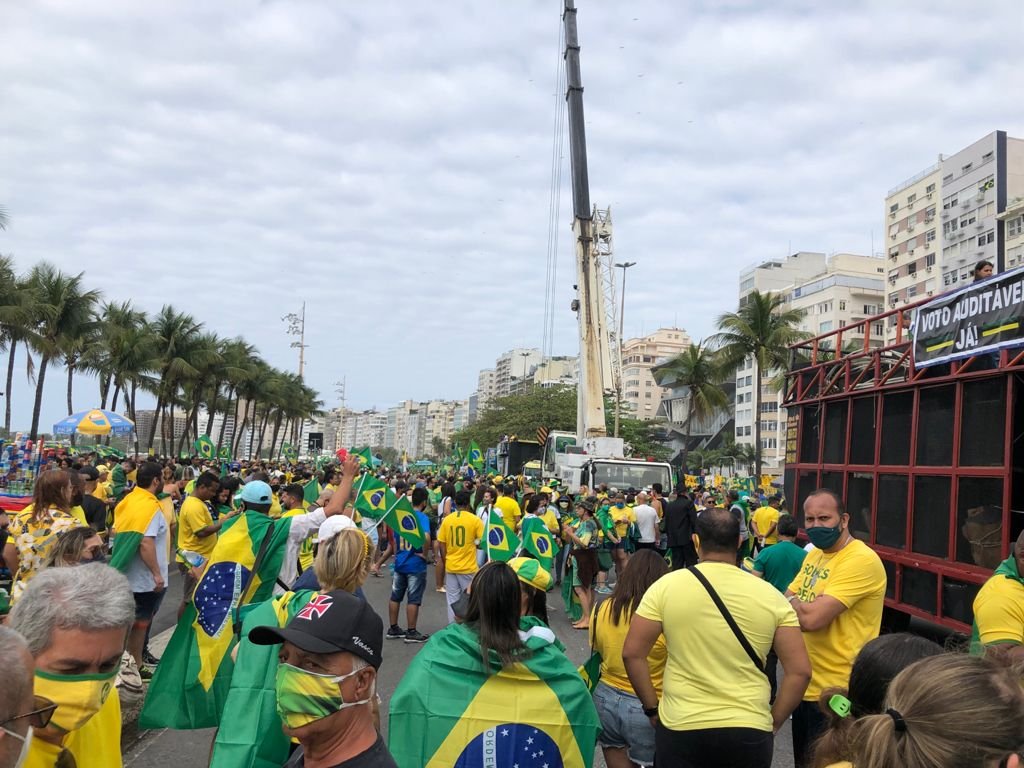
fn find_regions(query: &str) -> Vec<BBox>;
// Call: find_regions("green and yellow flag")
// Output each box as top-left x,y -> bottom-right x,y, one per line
388,621 -> 599,768
465,440 -> 484,471
352,446 -> 374,468
219,446 -> 231,460
354,474 -> 389,520
108,487 -> 162,572
485,509 -> 520,563
302,477 -> 320,505
138,511 -> 293,729
520,516 -> 559,571
381,490 -> 425,549
194,434 -> 216,460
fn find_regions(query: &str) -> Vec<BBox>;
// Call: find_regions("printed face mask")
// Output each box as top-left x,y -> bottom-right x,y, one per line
275,662 -> 373,730
33,669 -> 116,733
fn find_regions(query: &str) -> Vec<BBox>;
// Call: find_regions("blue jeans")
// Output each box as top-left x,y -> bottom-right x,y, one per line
593,682 -> 656,766
390,570 -> 426,606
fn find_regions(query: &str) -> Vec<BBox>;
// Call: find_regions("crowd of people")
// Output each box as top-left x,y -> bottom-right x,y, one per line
0,450 -> 1022,768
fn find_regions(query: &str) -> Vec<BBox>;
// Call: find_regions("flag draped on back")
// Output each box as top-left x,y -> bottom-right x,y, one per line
108,487 -> 161,572
209,589 -> 317,768
485,509 -> 520,563
388,621 -> 599,768
520,517 -> 558,571
138,511 -> 294,729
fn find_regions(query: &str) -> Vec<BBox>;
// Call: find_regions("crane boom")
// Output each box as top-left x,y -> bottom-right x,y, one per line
562,0 -> 608,440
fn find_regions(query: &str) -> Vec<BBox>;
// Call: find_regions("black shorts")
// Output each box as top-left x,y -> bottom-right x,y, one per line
133,590 -> 165,623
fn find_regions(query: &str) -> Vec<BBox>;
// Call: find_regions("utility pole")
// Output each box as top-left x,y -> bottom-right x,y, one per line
282,302 -> 308,380
613,261 -> 636,437
335,378 -> 346,452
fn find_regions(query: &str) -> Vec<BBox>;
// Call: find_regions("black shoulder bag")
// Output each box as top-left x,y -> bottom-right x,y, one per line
689,565 -> 771,682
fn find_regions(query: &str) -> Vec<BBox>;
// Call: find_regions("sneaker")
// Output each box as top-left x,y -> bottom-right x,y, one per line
386,625 -> 406,640
143,650 -> 161,666
139,666 -> 155,681
403,629 -> 429,644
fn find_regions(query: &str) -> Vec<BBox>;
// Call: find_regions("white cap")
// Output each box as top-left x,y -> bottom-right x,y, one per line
316,514 -> 356,544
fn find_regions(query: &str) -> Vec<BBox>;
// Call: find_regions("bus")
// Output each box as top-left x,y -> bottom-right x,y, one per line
784,290 -> 1024,633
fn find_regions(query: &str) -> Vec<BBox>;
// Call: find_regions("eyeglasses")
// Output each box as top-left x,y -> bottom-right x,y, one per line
0,695 -> 58,729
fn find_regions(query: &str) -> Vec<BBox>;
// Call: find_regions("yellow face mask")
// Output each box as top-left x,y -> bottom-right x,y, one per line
33,669 -> 117,734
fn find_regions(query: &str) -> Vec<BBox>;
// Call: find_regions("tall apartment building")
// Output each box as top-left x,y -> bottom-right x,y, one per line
533,356 -> 578,388
621,328 -> 692,421
338,409 -> 386,450
997,196 -> 1024,269
734,252 -> 828,471
884,162 -> 942,326
475,369 -> 496,411
493,348 -> 543,397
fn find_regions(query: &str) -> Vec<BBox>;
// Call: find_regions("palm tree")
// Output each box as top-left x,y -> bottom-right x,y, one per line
655,341 -> 729,471
710,290 -> 806,479
175,331 -> 223,454
215,339 -> 257,455
0,206 -> 9,231
0,257 -> 34,435
24,264 -> 101,440
146,306 -> 203,452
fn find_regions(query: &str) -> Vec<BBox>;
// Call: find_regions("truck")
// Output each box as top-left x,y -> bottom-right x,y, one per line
540,430 -> 672,493
783,274 -> 1024,633
496,436 -> 542,477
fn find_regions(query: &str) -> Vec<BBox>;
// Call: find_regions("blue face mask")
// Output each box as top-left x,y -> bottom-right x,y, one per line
806,522 -> 843,549
615,502 -> 625,509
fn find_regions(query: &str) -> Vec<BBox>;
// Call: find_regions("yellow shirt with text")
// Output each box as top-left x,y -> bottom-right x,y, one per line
788,538 -> 886,701
438,510 -> 485,574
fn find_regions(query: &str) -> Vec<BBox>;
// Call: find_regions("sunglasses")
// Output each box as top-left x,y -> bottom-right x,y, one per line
1,695 -> 58,729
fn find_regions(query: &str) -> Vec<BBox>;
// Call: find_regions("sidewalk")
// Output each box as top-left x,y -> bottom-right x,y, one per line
119,624 -> 176,750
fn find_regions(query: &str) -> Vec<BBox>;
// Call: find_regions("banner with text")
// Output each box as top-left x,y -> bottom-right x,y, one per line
912,267 -> 1024,368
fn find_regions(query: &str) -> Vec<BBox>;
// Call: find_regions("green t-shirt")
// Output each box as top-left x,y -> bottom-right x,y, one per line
427,488 -> 442,520
753,540 -> 808,594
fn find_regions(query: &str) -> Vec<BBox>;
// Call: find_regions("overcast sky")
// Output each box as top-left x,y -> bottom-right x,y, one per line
2,0 -> 1022,430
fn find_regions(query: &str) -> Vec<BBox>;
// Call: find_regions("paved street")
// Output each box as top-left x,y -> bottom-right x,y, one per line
125,564 -> 797,767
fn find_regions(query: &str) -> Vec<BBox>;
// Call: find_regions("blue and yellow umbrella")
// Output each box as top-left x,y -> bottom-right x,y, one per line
53,409 -> 135,436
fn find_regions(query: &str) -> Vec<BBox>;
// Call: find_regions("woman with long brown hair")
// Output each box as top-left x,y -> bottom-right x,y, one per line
590,549 -> 669,768
2,469 -> 80,602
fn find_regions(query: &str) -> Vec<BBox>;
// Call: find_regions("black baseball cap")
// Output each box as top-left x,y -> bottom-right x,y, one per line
248,589 -> 384,668
79,466 -> 100,481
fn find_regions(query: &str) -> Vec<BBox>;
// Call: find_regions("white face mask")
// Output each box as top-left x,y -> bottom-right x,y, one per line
2,725 -> 33,768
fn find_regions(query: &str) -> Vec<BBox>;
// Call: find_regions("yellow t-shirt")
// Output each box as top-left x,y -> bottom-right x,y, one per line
438,510 -> 484,574
751,506 -> 780,545
17,502 -> 88,527
494,496 -> 522,528
92,482 -> 109,502
177,495 -> 217,562
788,538 -> 886,701
611,504 -> 636,538
973,572 -> 1024,647
24,683 -> 122,768
636,562 -> 798,732
283,507 -> 316,573
592,599 -> 667,696
540,508 -> 560,536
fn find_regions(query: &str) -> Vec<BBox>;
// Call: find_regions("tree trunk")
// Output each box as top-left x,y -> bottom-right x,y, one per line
682,393 -> 694,473
269,413 -> 283,461
99,372 -> 112,410
66,362 -> 77,447
204,386 -> 218,437
146,391 -> 164,452
255,407 -> 272,459
4,339 -> 15,434
217,387 -> 235,453
129,381 -> 140,456
233,399 -> 250,458
29,355 -> 50,441
753,356 -> 763,480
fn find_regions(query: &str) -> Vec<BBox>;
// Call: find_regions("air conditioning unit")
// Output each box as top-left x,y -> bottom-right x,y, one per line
908,248 -> 915,255
890,299 -> 898,307
926,266 -> 933,273
927,290 -> 934,297
889,212 -> 896,219
910,272 -> 917,278
890,233 -> 897,240
961,199 -> 971,208
925,216 -> 934,224
908,201 -> 915,210
975,221 -> 984,229
908,224 -> 916,232
927,192 -> 933,199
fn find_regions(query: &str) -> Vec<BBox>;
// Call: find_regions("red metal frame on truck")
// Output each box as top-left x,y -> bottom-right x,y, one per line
784,300 -> 1023,633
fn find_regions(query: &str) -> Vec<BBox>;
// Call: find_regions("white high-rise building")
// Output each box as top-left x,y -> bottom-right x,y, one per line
621,329 -> 692,421
493,348 -> 542,397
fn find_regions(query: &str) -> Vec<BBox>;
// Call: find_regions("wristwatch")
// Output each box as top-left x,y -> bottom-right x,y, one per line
643,704 -> 659,718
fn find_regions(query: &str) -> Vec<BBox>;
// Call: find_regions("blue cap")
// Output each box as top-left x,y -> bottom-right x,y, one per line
240,480 -> 272,505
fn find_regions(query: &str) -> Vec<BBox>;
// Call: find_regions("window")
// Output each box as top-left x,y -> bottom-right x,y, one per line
982,150 -> 994,162
889,203 -> 899,213
744,426 -> 752,436
926,229 -> 936,243
736,427 -> 743,437
873,322 -> 884,335
819,321 -> 834,333
926,252 -> 936,266
978,231 -> 994,246
839,300 -> 846,311
889,249 -> 899,260
960,215 -> 976,227
943,174 -> 953,184
926,183 -> 936,194
962,162 -> 973,173
761,438 -> 777,450
907,285 -> 918,298
1008,216 -> 1024,238
644,392 -> 652,399
907,193 -> 916,204
863,304 -> 876,315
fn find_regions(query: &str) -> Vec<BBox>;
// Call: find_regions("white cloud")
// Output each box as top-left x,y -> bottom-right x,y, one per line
1,0 -> 1021,430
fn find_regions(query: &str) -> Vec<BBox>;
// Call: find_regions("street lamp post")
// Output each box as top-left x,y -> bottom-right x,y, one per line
613,261 -> 637,438
282,302 -> 308,380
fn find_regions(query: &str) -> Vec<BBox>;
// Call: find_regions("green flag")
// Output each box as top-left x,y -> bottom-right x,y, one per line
354,474 -> 389,520
388,621 -> 600,767
352,446 -> 374,468
465,440 -> 484,471
194,434 -> 216,460
520,516 -> 558,571
381,489 -> 425,549
219,446 -> 231,460
139,512 -> 294,729
484,509 -> 520,563
302,477 -> 320,505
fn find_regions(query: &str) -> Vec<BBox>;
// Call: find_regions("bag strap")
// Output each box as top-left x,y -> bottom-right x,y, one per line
689,565 -> 769,679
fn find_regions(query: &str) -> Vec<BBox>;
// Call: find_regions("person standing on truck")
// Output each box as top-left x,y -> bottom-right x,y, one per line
970,528 -> 1024,664
784,488 -> 886,768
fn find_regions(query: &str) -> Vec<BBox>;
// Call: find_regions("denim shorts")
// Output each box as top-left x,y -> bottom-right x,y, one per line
593,681 -> 656,766
390,570 -> 426,606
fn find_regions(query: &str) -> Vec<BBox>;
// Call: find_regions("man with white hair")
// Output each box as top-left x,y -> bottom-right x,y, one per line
0,626 -> 36,768
7,563 -> 135,768
632,491 -> 660,551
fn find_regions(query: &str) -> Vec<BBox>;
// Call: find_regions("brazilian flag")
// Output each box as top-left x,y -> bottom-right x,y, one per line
354,474 -> 389,519
521,516 -> 558,571
352,446 -> 374,467
485,509 -> 519,563
138,511 -> 294,729
219,446 -> 231,460
465,440 -> 484,471
302,477 -> 320,505
388,621 -> 599,768
381,489 -> 425,549
194,434 -> 216,460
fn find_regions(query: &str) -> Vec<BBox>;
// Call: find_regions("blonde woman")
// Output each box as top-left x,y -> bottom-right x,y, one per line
211,523 -> 374,768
